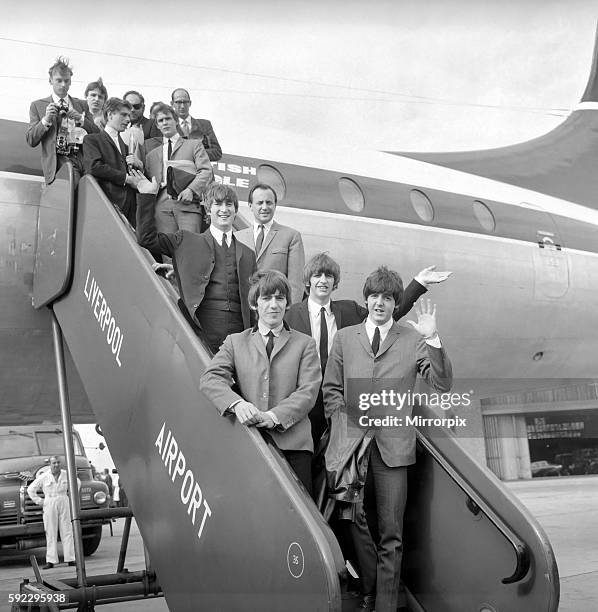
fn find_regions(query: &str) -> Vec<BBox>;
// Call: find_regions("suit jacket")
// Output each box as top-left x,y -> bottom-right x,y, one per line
83,130 -> 133,211
144,136 -> 213,201
180,117 -> 222,161
235,221 -> 305,304
139,116 -> 161,140
322,321 -> 452,467
285,279 -> 427,336
199,325 -> 321,452
136,197 -> 256,328
26,95 -> 98,184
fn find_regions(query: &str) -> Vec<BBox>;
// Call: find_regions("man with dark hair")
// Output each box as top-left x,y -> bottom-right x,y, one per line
143,103 -> 213,233
83,97 -> 145,226
200,270 -> 321,493
286,252 -> 451,444
323,267 -> 453,612
235,183 -> 305,304
85,78 -> 108,128
27,456 -> 80,569
171,87 -> 222,161
122,90 -> 161,144
137,183 -> 256,352
26,56 -> 98,185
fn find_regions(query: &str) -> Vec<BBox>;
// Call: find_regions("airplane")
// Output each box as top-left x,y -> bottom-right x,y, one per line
3,21 -> 598,612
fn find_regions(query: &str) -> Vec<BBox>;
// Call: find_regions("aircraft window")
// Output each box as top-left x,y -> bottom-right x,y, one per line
338,177 -> 365,212
473,200 -> 495,232
410,189 -> 434,222
257,165 -> 286,200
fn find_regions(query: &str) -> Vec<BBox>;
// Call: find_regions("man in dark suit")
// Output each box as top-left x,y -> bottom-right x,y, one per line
200,270 -> 321,493
83,97 -> 145,227
26,56 -> 99,185
171,88 -> 222,161
123,90 -> 161,143
137,183 -> 256,353
323,267 -> 453,612
235,183 -> 305,304
144,103 -> 213,233
285,252 -> 451,445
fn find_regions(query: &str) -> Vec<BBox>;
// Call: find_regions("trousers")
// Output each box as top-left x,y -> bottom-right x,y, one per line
43,495 -> 75,563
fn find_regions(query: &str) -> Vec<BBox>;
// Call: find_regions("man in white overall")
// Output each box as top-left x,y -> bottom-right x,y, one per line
27,456 -> 79,569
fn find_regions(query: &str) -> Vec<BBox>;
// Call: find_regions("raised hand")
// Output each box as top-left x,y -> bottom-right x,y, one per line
416,265 -> 452,286
406,298 -> 438,339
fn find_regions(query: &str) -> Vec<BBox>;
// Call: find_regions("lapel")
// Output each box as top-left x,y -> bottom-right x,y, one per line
376,322 -> 401,359
258,221 -> 279,261
153,142 -> 164,183
355,323 -> 374,357
298,300 -> 311,335
233,235 -> 243,268
171,136 -> 184,157
251,329 -> 269,362
101,129 -> 122,157
331,300 -> 343,330
270,327 -> 290,361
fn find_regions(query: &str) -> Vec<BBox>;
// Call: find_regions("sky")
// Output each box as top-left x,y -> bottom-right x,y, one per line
1,0 -> 597,158
2,1 -> 597,457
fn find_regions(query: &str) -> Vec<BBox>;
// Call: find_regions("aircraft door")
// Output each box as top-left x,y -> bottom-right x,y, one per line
526,204 -> 569,299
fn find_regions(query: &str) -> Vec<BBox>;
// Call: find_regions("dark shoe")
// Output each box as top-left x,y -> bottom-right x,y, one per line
41,562 -> 54,569
358,594 -> 376,611
67,561 -> 76,566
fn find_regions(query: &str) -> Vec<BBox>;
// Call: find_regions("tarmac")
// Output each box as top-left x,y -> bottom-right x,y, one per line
0,475 -> 596,611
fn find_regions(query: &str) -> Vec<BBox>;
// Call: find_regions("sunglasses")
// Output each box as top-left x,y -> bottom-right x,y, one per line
130,103 -> 143,110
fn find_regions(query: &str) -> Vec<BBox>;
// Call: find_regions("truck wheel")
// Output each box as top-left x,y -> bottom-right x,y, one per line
82,526 -> 102,556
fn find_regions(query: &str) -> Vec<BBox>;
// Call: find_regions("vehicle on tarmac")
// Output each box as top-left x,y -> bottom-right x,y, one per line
0,425 -> 109,556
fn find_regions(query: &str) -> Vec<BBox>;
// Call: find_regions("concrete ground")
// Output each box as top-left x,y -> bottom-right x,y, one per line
1,476 -> 596,611
506,475 -> 598,612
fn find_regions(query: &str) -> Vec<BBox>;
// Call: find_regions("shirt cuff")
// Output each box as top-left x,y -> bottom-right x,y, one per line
413,274 -> 428,288
425,333 -> 442,348
41,118 -> 52,129
225,400 -> 241,415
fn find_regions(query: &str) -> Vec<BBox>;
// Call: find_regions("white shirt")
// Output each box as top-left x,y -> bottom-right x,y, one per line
179,116 -> 193,135
307,298 -> 337,359
253,219 -> 274,251
365,316 -> 442,348
162,133 -> 181,186
104,125 -> 122,152
27,469 -> 79,505
209,225 -> 233,248
258,321 -> 283,342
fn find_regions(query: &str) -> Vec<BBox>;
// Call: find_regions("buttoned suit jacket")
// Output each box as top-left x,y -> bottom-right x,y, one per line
199,326 -> 321,452
182,117 -> 222,161
26,95 -> 98,184
144,137 -> 213,202
83,130 -> 134,211
322,321 -> 452,467
285,279 -> 428,336
235,221 -> 305,304
136,197 -> 256,328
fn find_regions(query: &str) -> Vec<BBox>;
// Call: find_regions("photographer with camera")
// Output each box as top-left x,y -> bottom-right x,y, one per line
26,56 -> 99,186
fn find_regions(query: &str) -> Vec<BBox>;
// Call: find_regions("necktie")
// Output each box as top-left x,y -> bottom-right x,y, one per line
266,331 -> 275,359
255,225 -> 265,254
221,234 -> 229,249
117,135 -> 127,158
167,139 -> 172,160
371,326 -> 380,356
319,307 -> 328,373
181,120 -> 190,137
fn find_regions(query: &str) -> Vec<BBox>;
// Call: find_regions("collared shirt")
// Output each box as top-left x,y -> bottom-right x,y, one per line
209,224 -> 233,248
162,133 -> 181,186
253,219 -> 274,250
26,469 -> 80,505
179,116 -> 193,136
51,93 -> 72,108
104,125 -> 123,153
365,316 -> 442,349
307,297 -> 337,358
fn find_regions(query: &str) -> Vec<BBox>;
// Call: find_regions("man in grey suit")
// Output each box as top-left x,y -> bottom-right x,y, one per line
144,103 -> 213,233
323,266 -> 452,612
235,183 -> 305,304
200,270 -> 321,494
26,56 -> 98,185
